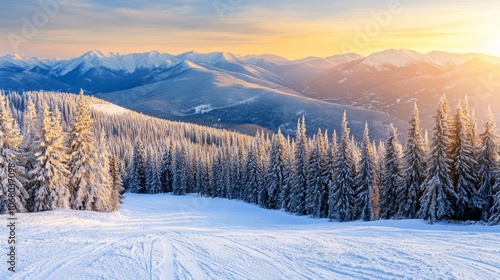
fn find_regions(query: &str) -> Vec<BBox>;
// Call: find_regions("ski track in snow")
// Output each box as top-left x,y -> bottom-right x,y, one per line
2,194 -> 499,280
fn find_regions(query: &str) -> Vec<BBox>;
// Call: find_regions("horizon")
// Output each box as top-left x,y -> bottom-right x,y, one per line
1,1 -> 500,59
4,48 -> 500,61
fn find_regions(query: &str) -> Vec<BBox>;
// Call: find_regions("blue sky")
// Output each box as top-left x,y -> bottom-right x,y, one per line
1,0 -> 499,58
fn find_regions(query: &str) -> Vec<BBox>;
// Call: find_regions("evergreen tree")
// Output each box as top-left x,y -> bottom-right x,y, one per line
288,116 -> 308,215
68,90 -> 100,210
399,103 -> 426,218
489,167 -> 500,224
477,107 -> 499,221
129,140 -> 147,194
418,96 -> 458,223
279,136 -> 293,210
159,143 -> 173,193
195,156 -> 204,196
202,155 -> 213,197
211,150 -> 225,198
379,124 -> 403,219
305,135 -> 322,216
321,131 -> 337,218
267,129 -> 288,210
451,101 -> 480,220
256,132 -> 269,208
304,130 -> 329,217
328,112 -> 356,222
110,155 -> 124,210
146,153 -> 161,194
94,130 -> 114,211
20,98 -> 39,211
172,145 -> 187,195
0,94 -> 28,214
30,104 -> 70,211
355,123 -> 378,221
317,131 -> 330,218
245,143 -> 259,203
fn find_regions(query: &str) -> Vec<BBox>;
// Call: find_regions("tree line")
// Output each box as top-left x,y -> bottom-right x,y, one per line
1,90 -> 499,225
126,95 -> 500,224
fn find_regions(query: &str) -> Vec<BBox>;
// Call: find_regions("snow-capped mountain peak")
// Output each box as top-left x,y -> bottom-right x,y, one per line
51,50 -> 178,76
0,54 -> 56,69
83,49 -> 115,58
361,49 -> 429,71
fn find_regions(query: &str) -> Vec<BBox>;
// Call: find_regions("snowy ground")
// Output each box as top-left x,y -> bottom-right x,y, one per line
90,103 -> 128,115
3,194 -> 500,280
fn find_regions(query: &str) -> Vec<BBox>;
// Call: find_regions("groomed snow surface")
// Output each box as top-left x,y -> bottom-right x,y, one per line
4,194 -> 500,280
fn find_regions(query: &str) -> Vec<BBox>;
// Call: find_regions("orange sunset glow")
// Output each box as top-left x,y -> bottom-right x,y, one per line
1,0 -> 499,59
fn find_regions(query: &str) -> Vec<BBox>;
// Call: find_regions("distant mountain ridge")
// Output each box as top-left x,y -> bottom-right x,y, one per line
1,49 -> 499,137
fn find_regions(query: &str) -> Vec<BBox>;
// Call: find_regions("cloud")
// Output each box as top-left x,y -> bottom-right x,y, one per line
1,0 -> 499,58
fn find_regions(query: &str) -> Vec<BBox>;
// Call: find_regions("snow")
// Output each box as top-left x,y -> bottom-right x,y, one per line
3,49 -> 500,78
0,54 -> 59,69
193,104 -> 214,114
362,49 -> 429,71
5,194 -> 499,280
90,104 -> 128,115
51,50 -> 178,76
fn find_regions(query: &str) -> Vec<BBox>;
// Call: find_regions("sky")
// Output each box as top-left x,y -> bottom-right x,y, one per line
1,0 -> 500,59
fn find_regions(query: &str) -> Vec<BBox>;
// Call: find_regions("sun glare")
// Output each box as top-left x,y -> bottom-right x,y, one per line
488,38 -> 500,57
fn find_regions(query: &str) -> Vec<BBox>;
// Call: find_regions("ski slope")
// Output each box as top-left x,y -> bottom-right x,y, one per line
4,194 -> 500,280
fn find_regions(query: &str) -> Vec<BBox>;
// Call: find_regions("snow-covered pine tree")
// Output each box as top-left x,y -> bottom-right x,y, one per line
317,130 -> 330,218
172,145 -> 187,196
94,129 -> 114,211
398,103 -> 426,219
195,156 -> 204,195
0,94 -> 28,214
267,129 -> 288,210
244,142 -> 259,203
186,145 -> 197,194
355,123 -> 378,221
260,132 -> 271,205
20,98 -> 39,210
159,143 -> 173,193
50,108 -> 71,208
110,155 -> 124,210
279,136 -> 293,210
371,141 -> 381,219
146,152 -> 161,194
202,154 -> 213,197
256,132 -> 269,208
451,101 -> 480,220
418,95 -> 458,223
228,145 -> 243,200
128,140 -> 147,194
463,96 -> 480,153
211,149 -> 224,198
224,146 -> 235,200
288,116 -> 309,215
477,106 -> 499,221
69,90 -> 101,210
321,131 -> 337,218
489,166 -> 500,224
305,134 -> 322,216
30,104 -> 70,211
379,124 -> 403,219
328,112 -> 356,222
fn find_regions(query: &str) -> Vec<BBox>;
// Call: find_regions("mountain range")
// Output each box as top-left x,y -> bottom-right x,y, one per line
1,49 -> 499,138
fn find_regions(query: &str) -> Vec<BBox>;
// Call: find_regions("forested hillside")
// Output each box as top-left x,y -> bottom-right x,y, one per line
1,91 -> 499,224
